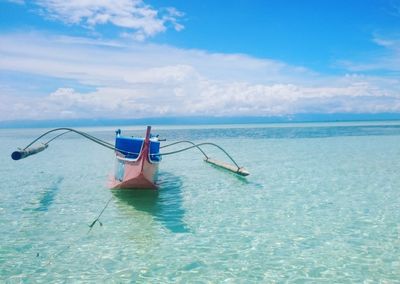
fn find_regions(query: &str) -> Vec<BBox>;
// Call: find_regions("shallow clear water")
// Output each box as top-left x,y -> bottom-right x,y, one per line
1,122 -> 400,282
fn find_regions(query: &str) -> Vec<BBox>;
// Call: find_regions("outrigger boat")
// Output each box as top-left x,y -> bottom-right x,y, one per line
11,126 -> 249,190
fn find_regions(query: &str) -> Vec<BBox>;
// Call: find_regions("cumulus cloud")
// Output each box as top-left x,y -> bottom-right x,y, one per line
0,33 -> 400,121
4,81 -> 399,121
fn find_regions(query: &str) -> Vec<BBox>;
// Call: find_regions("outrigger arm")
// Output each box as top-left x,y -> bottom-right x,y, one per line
160,141 -> 250,176
11,128 -> 250,177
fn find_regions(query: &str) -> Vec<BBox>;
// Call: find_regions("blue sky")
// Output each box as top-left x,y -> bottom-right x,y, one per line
0,0 -> 400,121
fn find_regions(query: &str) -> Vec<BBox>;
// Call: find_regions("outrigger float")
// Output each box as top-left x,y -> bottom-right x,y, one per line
11,126 -> 249,190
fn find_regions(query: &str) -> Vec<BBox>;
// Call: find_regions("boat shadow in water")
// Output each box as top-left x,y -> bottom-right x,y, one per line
112,172 -> 189,233
33,176 -> 64,212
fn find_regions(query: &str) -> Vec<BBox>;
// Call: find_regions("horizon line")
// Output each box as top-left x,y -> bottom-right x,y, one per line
2,113 -> 400,128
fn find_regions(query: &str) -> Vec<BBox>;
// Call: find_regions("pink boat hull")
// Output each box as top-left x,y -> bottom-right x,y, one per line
110,155 -> 158,190
109,126 -> 160,190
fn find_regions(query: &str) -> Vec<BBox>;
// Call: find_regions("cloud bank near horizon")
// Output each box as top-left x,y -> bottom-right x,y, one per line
1,0 -> 400,121
1,32 -> 400,121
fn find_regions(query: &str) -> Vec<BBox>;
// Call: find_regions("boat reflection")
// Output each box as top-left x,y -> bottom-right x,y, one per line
112,172 -> 189,233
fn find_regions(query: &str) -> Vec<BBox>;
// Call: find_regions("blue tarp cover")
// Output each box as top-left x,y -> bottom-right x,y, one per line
115,136 -> 161,161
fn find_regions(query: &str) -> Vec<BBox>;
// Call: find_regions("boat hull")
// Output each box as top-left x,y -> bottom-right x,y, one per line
110,155 -> 158,190
109,126 -> 160,190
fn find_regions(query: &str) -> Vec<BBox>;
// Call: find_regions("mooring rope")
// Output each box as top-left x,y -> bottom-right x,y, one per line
42,195 -> 113,265
87,196 -> 113,233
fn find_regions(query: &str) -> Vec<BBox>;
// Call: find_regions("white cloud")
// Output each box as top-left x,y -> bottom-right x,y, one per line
0,32 -> 399,121
32,0 -> 183,40
338,35 -> 400,72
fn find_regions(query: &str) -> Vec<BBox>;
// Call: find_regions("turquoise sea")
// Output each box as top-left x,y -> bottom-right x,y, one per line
1,122 -> 400,282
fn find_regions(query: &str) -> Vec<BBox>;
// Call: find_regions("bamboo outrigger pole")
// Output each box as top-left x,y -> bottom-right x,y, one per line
11,144 -> 49,160
204,158 -> 250,176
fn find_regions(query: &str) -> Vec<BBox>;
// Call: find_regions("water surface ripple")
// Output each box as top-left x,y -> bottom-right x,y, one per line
1,122 -> 399,282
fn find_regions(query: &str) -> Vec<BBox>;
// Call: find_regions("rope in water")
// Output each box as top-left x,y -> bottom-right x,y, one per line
43,195 -> 113,265
87,196 -> 113,233
23,127 -> 242,170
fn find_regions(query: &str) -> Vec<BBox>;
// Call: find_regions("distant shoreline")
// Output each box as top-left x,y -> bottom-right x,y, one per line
1,113 -> 400,129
